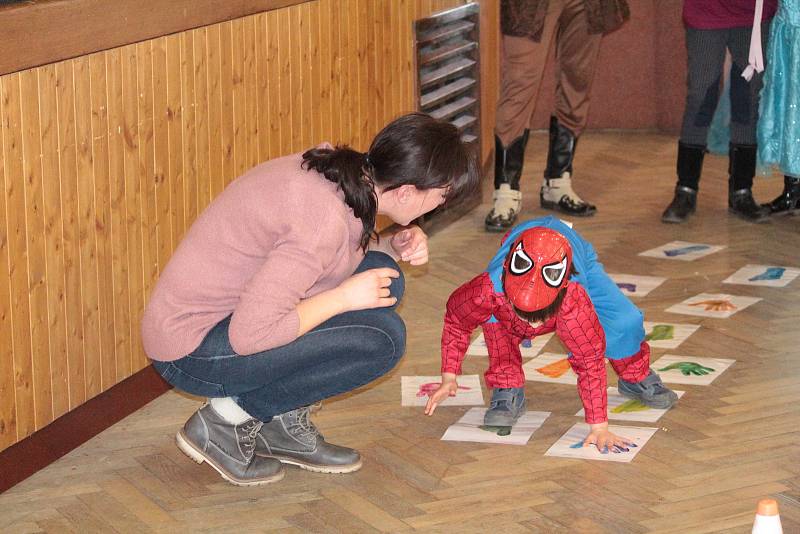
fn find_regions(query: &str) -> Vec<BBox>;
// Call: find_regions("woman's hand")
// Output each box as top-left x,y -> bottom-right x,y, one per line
583,422 -> 636,453
391,226 -> 429,265
336,267 -> 399,312
424,373 -> 459,415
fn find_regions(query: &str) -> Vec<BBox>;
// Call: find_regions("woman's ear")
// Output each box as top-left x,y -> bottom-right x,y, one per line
395,184 -> 416,204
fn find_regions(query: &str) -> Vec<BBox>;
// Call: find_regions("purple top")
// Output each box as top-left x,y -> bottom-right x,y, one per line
683,0 -> 777,29
141,148 -> 365,361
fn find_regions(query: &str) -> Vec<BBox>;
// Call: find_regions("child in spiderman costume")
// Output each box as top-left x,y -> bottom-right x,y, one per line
424,216 -> 678,451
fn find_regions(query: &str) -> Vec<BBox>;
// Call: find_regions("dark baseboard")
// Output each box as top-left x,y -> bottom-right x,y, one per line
0,365 -> 172,494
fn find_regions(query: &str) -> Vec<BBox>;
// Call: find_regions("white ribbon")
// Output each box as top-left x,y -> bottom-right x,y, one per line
742,0 -> 765,81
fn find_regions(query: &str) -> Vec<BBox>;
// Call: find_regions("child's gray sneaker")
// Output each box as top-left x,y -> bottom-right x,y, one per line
483,387 -> 526,426
256,406 -> 362,474
177,404 -> 285,486
617,369 -> 679,409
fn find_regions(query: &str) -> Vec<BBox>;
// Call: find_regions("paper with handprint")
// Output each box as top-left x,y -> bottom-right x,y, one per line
401,375 -> 484,407
608,273 -> 667,297
441,407 -> 550,445
723,264 -> 800,287
638,241 -> 725,262
666,293 -> 761,318
467,332 -> 553,357
651,355 -> 735,385
642,321 -> 700,349
545,423 -> 658,463
522,352 -> 577,384
576,387 -> 685,422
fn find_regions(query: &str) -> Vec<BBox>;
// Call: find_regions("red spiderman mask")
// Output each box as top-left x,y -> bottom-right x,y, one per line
502,227 -> 573,312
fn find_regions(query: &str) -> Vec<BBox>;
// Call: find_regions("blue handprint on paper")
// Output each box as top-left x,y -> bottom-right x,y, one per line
616,283 -> 637,293
521,338 -> 533,348
663,245 -> 710,257
749,267 -> 785,281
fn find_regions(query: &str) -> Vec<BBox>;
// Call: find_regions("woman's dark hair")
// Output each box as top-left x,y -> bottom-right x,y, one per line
302,112 -> 479,251
505,264 -> 579,324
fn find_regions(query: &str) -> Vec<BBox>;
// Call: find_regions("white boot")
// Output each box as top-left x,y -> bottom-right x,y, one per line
485,184 -> 522,232
540,172 -> 596,217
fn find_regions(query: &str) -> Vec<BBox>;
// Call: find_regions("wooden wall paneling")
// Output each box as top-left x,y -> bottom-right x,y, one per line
180,33 -> 199,246
244,16 -> 260,168
55,60 -> 87,409
38,63 -> 70,419
255,13 -> 269,162
135,41 -> 160,342
193,28 -> 212,211
328,0 -> 342,144
357,0 -> 369,147
231,18 -> 247,178
289,6 -> 304,151
319,1 -> 333,144
121,45 -> 146,372
20,68 -> 53,428
206,25 -> 225,200
0,72 -> 19,449
219,23 -> 236,186
88,53 -> 117,392
166,35 -> 186,252
72,57 -> 103,400
265,10 -> 282,159
309,2 -> 322,146
277,10 -> 293,155
151,38 -> 172,282
106,48 -> 133,383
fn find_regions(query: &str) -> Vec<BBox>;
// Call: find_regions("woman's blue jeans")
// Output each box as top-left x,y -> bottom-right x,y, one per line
151,251 -> 406,421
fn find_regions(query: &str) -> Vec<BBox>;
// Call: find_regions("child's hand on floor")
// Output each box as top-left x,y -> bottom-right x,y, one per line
424,373 -> 459,416
583,422 -> 636,454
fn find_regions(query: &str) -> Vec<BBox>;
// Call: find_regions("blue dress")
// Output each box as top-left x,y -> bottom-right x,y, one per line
485,216 -> 645,360
758,0 -> 800,177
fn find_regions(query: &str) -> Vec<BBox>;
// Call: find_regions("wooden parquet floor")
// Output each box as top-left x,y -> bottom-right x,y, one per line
2,132 -> 799,533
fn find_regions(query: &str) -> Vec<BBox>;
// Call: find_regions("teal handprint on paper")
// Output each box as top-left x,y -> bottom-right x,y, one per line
645,324 -> 674,342
663,245 -> 710,257
658,361 -> 715,376
749,267 -> 785,281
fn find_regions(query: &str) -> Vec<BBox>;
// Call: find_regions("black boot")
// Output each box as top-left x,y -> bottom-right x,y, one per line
662,142 -> 704,223
485,131 -> 528,232
540,116 -> 596,216
728,143 -> 769,223
764,175 -> 800,216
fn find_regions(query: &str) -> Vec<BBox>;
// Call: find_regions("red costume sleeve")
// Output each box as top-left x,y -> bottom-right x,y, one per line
556,283 -> 608,424
441,273 -> 496,375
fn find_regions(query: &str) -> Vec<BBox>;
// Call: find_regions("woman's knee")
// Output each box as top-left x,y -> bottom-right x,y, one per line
358,251 -> 405,303
359,312 -> 406,369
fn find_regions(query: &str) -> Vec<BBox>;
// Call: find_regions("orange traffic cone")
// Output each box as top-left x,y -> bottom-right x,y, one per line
752,498 -> 782,534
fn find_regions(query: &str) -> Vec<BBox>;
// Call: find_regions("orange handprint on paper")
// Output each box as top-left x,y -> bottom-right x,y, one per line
536,358 -> 571,378
688,299 -> 737,312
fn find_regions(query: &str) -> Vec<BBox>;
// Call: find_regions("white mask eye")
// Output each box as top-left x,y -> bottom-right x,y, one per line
509,243 -> 533,275
542,257 -> 567,287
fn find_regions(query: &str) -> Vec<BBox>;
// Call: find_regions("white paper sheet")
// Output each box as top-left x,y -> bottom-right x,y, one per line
440,408 -> 550,445
638,241 -> 725,261
651,355 -> 735,386
401,375 -> 485,407
522,352 -> 576,385
642,321 -> 700,349
575,387 -> 685,422
722,264 -> 800,287
607,273 -> 667,297
665,292 -> 761,319
544,423 -> 658,462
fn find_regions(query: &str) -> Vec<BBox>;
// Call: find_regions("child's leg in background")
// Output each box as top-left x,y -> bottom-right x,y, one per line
483,322 -> 526,388
609,341 -> 651,383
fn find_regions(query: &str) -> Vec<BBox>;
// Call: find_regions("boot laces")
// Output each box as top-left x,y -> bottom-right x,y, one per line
288,407 -> 320,441
239,419 -> 263,458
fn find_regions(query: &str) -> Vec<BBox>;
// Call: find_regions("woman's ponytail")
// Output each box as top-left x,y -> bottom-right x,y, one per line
302,146 -> 377,252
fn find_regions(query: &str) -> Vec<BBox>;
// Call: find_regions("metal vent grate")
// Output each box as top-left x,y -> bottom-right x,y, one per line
415,3 -> 481,148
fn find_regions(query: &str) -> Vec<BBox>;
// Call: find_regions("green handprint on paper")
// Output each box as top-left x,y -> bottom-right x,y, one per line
645,324 -> 674,341
479,425 -> 512,436
658,361 -> 715,376
611,399 -> 650,413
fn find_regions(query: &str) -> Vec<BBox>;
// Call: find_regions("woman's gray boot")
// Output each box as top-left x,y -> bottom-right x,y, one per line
256,407 -> 362,474
177,404 -> 285,486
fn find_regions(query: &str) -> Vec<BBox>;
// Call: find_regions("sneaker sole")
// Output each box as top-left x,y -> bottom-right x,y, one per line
540,199 -> 597,217
483,409 -> 526,427
259,453 -> 363,474
617,389 -> 679,410
176,430 -> 285,486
